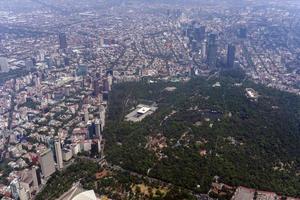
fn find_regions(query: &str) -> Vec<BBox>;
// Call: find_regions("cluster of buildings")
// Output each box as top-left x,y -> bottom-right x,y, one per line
0,0 -> 299,199
0,28 -> 113,198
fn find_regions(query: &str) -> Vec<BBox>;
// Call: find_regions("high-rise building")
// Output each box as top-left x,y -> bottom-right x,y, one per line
201,41 -> 207,60
102,78 -> 109,92
93,79 -> 100,96
48,138 -> 56,163
54,138 -> 63,169
88,122 -> 96,139
206,34 -> 218,68
84,107 -> 89,123
58,33 -> 67,49
31,165 -> 41,190
10,178 -> 20,200
97,139 -> 101,154
25,58 -> 34,71
107,75 -> 113,91
95,119 -> 102,140
99,36 -> 104,47
38,149 -> 56,178
190,40 -> 198,52
0,57 -> 9,73
227,44 -> 236,68
99,104 -> 105,130
194,25 -> 206,42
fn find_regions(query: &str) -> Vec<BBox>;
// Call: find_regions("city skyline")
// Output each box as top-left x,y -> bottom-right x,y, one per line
0,1 -> 299,200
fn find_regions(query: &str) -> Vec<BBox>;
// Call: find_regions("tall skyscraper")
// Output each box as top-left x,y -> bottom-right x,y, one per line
10,178 -> 20,200
88,122 -> 96,139
227,44 -> 236,68
31,166 -> 41,189
97,139 -> 101,154
107,75 -> 113,91
207,34 -> 218,68
102,78 -> 109,92
54,138 -> 63,169
194,25 -> 206,42
99,104 -> 105,130
95,119 -> 102,140
58,33 -> 67,49
84,107 -> 89,123
99,36 -> 104,47
25,58 -> 34,71
201,41 -> 207,60
0,57 -> 9,73
93,79 -> 100,96
38,149 -> 56,178
190,40 -> 198,52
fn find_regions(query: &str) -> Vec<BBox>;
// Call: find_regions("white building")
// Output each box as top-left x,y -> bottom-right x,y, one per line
38,149 -> 56,178
54,138 -> 63,169
0,57 -> 9,73
72,190 -> 97,200
62,149 -> 73,161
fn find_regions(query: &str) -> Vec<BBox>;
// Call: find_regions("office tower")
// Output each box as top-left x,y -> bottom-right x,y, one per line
99,36 -> 104,47
227,44 -> 236,68
84,107 -> 89,123
34,75 -> 41,88
54,138 -> 63,169
38,149 -> 56,178
99,104 -> 105,130
93,79 -> 100,96
194,25 -> 206,42
31,166 -> 41,189
206,34 -> 218,68
0,57 -> 9,73
58,33 -> 67,49
90,141 -> 98,157
190,40 -> 198,52
97,139 -> 101,154
201,41 -> 207,60
47,138 -> 56,163
186,25 -> 194,39
88,122 -> 96,139
102,78 -> 109,92
38,50 -> 45,62
107,75 -> 113,91
25,58 -> 34,71
95,119 -> 102,139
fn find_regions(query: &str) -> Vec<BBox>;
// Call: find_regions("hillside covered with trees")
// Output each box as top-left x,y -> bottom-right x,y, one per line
105,71 -> 300,197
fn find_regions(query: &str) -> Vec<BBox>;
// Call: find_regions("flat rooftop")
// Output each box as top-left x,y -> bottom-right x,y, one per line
125,104 -> 158,122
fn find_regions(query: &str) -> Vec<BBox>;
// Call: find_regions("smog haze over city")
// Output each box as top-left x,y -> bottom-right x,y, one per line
0,0 -> 299,200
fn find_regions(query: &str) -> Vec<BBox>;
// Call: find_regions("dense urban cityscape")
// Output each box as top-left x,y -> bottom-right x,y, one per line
0,0 -> 299,200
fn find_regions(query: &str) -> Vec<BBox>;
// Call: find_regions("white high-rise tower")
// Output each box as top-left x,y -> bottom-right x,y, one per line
54,138 -> 63,169
0,57 -> 9,73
